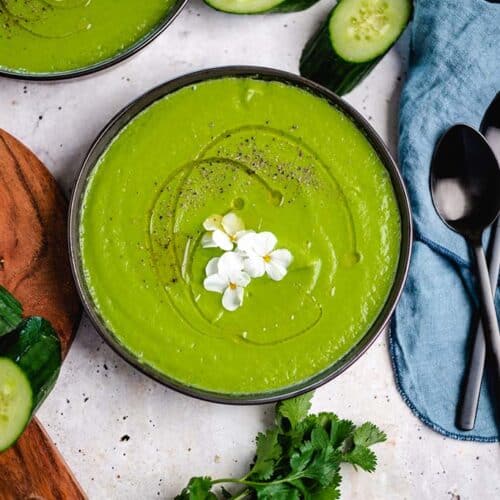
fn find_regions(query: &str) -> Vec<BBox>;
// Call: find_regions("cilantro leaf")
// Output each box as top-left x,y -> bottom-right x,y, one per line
330,419 -> 355,448
311,483 -> 342,500
289,441 -> 315,473
255,483 -> 300,500
311,426 -> 330,450
287,479 -> 310,499
352,423 -> 387,447
175,477 -> 216,500
276,392 -> 313,429
290,427 -> 341,488
285,413 -> 331,453
343,445 -> 378,472
249,428 -> 281,480
299,446 -> 341,488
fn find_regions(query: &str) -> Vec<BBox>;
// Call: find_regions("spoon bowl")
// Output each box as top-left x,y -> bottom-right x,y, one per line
481,93 -> 500,159
431,124 -> 500,242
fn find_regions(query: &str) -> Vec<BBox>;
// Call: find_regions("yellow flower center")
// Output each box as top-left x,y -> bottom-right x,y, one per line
263,255 -> 271,263
229,282 -> 237,290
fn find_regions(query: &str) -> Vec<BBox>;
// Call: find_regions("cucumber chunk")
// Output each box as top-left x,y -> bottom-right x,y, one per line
204,0 -> 320,14
0,358 -> 32,453
331,0 -> 412,63
0,286 -> 23,337
300,0 -> 412,95
0,317 -> 61,452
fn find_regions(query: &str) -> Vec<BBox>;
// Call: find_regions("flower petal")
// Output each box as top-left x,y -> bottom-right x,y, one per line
243,256 -> 266,278
221,212 -> 245,236
205,257 -> 220,276
222,286 -> 244,311
203,214 -> 223,231
201,232 -> 217,248
234,229 -> 254,242
254,231 -> 277,256
270,249 -> 293,269
265,260 -> 288,281
203,273 -> 228,293
233,271 -> 251,288
217,251 -> 244,277
237,232 -> 257,254
212,230 -> 234,251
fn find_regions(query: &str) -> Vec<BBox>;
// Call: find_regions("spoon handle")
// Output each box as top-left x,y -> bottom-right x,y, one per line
472,242 -> 500,387
457,222 -> 500,430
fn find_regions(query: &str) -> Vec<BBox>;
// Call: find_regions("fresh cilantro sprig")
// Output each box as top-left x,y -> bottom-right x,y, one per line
175,392 -> 386,499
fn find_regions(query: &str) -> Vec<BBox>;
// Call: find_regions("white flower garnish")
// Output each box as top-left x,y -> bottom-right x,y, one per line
199,213 -> 293,312
201,213 -> 251,251
237,231 -> 293,281
203,252 -> 251,311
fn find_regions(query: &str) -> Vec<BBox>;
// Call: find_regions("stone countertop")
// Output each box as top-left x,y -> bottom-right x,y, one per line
1,1 -> 499,498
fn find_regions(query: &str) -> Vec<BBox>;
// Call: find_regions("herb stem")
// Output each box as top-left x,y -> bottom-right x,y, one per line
212,474 -> 304,488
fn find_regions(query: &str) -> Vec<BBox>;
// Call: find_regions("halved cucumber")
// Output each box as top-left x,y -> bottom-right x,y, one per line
0,358 -> 32,452
0,286 -> 23,337
300,0 -> 412,95
0,317 -> 61,452
204,0 -> 320,14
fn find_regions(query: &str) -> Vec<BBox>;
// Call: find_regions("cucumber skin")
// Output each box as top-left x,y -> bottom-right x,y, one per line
300,2 -> 412,96
204,0 -> 320,14
267,0 -> 320,13
0,285 -> 23,338
0,317 -> 61,411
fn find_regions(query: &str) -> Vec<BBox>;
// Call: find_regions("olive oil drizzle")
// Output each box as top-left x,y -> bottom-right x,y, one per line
146,125 -> 358,345
148,158 -> 278,340
197,124 -> 358,253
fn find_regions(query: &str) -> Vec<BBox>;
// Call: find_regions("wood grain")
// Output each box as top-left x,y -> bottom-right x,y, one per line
0,129 -> 80,355
0,129 -> 85,499
0,420 -> 86,500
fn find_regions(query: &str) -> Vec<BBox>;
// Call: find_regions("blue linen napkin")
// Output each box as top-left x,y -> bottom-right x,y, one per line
390,0 -> 500,441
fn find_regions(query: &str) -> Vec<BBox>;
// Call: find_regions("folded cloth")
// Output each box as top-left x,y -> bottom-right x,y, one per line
390,0 -> 500,441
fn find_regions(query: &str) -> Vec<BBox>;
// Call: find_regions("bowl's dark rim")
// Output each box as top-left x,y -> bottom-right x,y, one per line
68,66 -> 413,405
0,0 -> 188,82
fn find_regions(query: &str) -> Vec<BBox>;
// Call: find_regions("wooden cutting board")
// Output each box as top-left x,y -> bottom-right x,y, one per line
0,129 -> 85,499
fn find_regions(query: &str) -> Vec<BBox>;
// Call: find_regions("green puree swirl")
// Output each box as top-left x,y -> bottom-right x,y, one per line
0,0 -> 174,74
80,78 -> 401,395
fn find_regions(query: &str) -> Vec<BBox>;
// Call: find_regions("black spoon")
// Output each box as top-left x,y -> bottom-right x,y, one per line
430,124 -> 500,420
457,94 -> 500,431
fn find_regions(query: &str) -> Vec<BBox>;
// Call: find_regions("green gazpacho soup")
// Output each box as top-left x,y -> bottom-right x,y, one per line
0,0 -> 176,75
80,77 -> 401,395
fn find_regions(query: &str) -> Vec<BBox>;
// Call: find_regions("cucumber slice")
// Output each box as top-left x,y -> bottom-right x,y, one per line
0,286 -> 23,337
204,0 -> 320,14
0,317 -> 61,452
0,358 -> 32,453
300,0 -> 412,95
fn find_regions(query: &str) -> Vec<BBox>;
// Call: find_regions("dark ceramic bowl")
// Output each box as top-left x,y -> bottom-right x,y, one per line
0,0 -> 187,81
69,66 -> 412,404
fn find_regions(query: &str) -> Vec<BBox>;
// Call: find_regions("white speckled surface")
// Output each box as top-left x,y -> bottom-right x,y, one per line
1,1 -> 499,498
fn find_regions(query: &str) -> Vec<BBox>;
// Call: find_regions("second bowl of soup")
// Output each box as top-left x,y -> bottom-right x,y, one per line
0,0 -> 187,79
